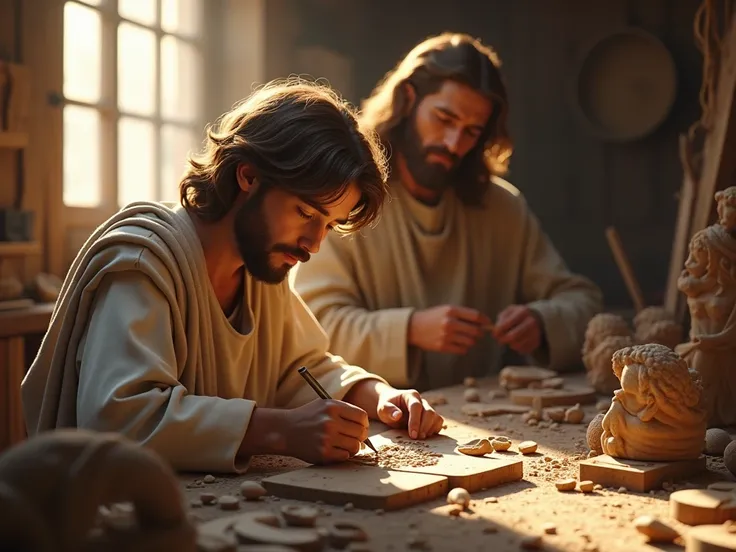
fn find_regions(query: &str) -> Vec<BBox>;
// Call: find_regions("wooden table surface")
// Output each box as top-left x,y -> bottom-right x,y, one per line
180,373 -> 734,552
0,302 -> 54,338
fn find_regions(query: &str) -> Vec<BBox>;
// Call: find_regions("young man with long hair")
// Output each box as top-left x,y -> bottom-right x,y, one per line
22,81 -> 444,472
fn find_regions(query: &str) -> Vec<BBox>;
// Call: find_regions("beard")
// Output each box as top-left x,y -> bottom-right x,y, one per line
400,114 -> 460,193
233,188 -> 310,284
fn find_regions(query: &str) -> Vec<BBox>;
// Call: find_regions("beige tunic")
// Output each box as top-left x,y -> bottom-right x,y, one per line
21,202 -> 383,473
294,177 -> 603,390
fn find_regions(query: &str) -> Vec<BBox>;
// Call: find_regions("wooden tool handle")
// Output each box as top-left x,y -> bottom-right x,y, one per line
605,227 -> 646,313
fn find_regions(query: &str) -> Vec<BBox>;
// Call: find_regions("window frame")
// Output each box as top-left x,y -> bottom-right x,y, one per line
61,0 -> 207,224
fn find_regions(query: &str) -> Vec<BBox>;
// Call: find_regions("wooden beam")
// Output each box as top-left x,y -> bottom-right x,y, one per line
689,9 -> 736,238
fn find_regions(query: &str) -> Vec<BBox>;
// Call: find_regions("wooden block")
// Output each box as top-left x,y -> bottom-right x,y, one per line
510,386 -> 597,407
499,366 -> 558,389
261,463 -> 448,511
367,430 -> 524,492
578,454 -> 706,492
685,523 -> 736,551
670,489 -> 736,526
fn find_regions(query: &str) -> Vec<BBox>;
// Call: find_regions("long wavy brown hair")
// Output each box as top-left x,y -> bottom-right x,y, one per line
360,32 -> 513,206
180,79 -> 389,233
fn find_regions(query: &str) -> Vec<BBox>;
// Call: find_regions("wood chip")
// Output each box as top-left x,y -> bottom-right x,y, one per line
200,492 -> 217,505
203,474 -> 216,484
519,441 -> 538,454
633,515 -> 679,542
541,522 -> 557,534
463,388 -> 481,402
578,480 -> 595,493
447,487 -> 471,508
564,404 -> 585,424
555,478 -> 577,492
456,438 -> 493,456
218,495 -> 240,510
240,481 -> 267,500
492,438 -> 512,451
464,376 -> 477,387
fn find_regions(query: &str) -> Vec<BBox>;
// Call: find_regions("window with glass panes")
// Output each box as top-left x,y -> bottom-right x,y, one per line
62,0 -> 204,209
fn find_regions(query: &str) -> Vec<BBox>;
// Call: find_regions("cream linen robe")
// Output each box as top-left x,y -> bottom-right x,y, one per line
21,202 -> 384,473
294,177 -> 603,390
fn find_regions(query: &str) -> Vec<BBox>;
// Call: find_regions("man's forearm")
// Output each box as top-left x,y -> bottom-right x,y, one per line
237,407 -> 292,458
343,378 -> 392,420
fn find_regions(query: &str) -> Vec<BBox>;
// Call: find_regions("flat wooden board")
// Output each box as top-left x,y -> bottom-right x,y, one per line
578,454 -> 706,492
364,429 -> 524,492
510,386 -> 597,407
260,462 -> 448,511
670,489 -> 736,526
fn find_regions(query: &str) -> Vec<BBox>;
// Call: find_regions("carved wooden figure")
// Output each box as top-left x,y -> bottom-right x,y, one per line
600,344 -> 707,461
677,186 -> 736,427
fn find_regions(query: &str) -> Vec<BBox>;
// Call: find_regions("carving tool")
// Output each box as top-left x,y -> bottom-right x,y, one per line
297,366 -> 378,454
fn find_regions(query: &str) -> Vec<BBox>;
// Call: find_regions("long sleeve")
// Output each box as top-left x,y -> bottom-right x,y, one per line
76,270 -> 255,473
517,206 -> 604,370
274,282 -> 389,408
293,236 -> 417,388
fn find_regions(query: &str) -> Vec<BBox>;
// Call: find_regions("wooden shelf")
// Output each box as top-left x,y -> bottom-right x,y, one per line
0,241 -> 40,257
0,132 -> 29,150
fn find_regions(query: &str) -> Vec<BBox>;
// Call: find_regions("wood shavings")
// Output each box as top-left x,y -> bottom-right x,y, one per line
355,441 -> 442,469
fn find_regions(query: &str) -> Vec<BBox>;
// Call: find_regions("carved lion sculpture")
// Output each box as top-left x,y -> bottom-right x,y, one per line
0,429 -> 196,551
600,343 -> 707,461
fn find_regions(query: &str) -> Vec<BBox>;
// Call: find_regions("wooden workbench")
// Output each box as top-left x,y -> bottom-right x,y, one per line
180,374 -> 735,552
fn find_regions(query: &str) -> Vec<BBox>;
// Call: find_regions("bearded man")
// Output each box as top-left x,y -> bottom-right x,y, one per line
294,34 -> 603,390
22,81 -> 444,472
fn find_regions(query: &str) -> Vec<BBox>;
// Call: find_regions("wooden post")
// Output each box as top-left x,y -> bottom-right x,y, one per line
689,9 -> 736,241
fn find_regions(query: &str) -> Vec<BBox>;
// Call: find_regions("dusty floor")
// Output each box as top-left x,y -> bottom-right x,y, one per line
181,374 -> 735,552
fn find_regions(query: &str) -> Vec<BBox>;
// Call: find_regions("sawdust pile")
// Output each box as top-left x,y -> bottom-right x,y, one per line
356,441 -> 442,469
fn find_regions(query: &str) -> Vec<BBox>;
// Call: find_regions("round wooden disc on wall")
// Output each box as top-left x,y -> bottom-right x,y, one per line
685,522 -> 736,551
670,489 -> 736,526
